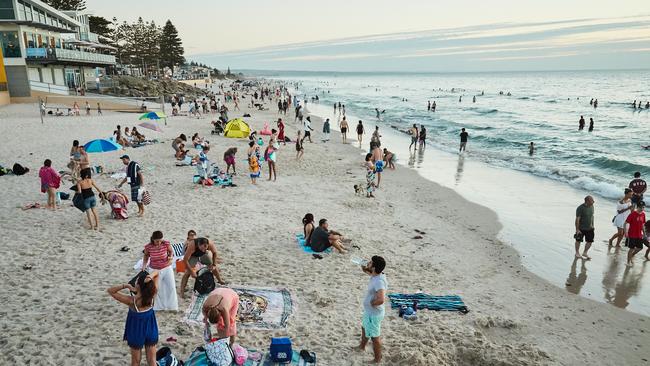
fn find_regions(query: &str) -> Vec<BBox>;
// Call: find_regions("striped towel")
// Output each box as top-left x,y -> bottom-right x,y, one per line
172,242 -> 185,259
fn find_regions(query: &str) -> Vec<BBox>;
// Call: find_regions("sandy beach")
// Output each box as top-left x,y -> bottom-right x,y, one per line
0,94 -> 648,366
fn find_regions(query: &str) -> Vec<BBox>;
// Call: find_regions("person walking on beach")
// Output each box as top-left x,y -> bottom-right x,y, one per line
117,155 -> 145,217
302,116 -> 314,143
39,159 -> 60,210
340,116 -> 349,143
322,118 -> 331,142
459,128 -> 469,153
85,101 -> 91,115
141,231 -> 178,311
624,201 -> 646,266
265,143 -> 277,181
357,255 -> 387,364
296,131 -> 305,160
356,121 -> 365,144
588,118 -> 594,132
418,125 -> 426,149
77,168 -> 102,230
108,271 -> 159,366
408,124 -> 419,151
97,103 -> 102,115
223,147 -> 237,175
574,196 -> 595,260
371,143 -> 384,189
629,172 -> 646,208
578,116 -> 585,131
609,188 -> 633,247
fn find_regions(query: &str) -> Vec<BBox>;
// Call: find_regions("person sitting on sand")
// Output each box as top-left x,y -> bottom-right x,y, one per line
141,231 -> 178,311
54,108 -> 64,116
192,133 -> 208,149
180,233 -> 226,298
203,287 -> 240,346
383,148 -> 396,170
175,143 -> 190,161
194,146 -> 211,185
357,255 -> 387,364
107,271 -> 159,366
39,159 -> 61,210
103,190 -> 129,219
308,218 -> 347,253
223,147 -> 237,175
132,127 -> 145,144
303,213 -> 315,243
172,134 -> 187,154
77,168 -> 103,230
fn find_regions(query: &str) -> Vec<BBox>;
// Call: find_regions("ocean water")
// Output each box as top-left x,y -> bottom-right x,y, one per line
261,70 -> 650,315
266,70 -> 650,199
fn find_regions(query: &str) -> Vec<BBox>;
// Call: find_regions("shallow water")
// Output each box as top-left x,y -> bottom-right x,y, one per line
262,70 -> 650,316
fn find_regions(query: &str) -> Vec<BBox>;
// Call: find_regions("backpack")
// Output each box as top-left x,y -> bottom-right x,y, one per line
194,267 -> 215,295
156,346 -> 181,366
12,163 -> 28,176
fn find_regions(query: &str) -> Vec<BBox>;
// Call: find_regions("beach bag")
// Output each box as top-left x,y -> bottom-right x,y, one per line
140,188 -> 152,205
205,338 -> 233,366
231,344 -> 248,365
12,163 -> 28,175
270,337 -> 293,363
194,267 -> 215,295
72,193 -> 85,212
156,346 -> 180,366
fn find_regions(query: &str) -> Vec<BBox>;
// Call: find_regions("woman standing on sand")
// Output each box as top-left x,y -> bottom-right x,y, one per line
277,119 -> 286,145
224,147 -> 238,175
108,271 -> 159,366
265,142 -> 277,181
609,188 -> 633,247
39,159 -> 60,210
141,231 -> 178,311
296,131 -> 304,160
365,153 -> 376,198
76,168 -> 102,230
69,140 -> 81,179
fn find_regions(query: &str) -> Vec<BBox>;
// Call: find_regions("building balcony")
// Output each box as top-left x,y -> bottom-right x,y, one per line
25,47 -> 115,65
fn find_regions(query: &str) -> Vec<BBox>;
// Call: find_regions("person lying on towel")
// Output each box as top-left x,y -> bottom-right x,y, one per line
179,230 -> 226,298
308,218 -> 348,254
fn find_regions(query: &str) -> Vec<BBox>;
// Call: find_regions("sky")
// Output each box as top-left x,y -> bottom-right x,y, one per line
85,0 -> 650,72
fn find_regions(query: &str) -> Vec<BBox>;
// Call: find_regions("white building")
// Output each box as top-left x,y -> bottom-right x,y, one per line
0,0 -> 116,101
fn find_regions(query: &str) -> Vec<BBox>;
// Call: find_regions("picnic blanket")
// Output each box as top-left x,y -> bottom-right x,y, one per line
184,286 -> 294,329
388,293 -> 469,314
295,233 -> 332,254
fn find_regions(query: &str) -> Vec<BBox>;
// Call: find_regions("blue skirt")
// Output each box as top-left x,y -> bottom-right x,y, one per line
123,308 -> 158,349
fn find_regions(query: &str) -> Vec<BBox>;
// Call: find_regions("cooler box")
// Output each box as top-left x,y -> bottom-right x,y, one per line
175,259 -> 186,273
269,337 -> 292,363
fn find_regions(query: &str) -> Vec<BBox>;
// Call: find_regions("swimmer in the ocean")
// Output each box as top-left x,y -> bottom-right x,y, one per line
529,142 -> 535,156
375,108 -> 385,119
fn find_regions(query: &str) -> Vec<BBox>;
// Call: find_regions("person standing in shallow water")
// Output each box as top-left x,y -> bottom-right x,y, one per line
574,195 -> 595,260
459,128 -> 469,153
529,142 -> 535,156
588,118 -> 594,132
578,116 -> 585,130
408,124 -> 419,151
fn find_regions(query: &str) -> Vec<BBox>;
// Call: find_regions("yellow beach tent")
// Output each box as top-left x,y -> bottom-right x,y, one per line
224,118 -> 251,138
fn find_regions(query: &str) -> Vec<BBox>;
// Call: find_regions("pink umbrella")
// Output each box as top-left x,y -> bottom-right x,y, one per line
138,121 -> 163,132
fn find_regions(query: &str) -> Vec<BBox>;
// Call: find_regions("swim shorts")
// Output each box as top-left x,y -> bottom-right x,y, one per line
362,313 -> 384,338
341,127 -> 348,133
131,185 -> 141,202
375,161 -> 384,173
631,194 -> 644,204
627,238 -> 644,249
575,229 -> 594,243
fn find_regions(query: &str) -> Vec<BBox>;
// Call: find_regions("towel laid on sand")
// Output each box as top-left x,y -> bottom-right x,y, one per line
388,293 -> 469,313
184,286 -> 294,329
243,350 -> 316,366
295,233 -> 332,254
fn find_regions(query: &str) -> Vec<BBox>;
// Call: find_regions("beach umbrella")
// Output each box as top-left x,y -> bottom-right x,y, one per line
138,111 -> 167,120
138,121 -> 163,132
84,139 -> 122,153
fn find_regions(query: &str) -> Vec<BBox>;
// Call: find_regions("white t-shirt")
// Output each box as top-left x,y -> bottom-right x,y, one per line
363,274 -> 387,317
303,120 -> 312,132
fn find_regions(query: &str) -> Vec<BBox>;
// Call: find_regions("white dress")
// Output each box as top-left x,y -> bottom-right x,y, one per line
613,201 -> 632,228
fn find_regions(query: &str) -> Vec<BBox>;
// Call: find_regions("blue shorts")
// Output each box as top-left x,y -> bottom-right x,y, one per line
130,185 -> 140,202
375,161 -> 384,173
362,313 -> 384,338
83,196 -> 96,209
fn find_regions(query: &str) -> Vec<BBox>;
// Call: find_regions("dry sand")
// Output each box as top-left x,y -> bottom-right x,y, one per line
0,97 -> 648,366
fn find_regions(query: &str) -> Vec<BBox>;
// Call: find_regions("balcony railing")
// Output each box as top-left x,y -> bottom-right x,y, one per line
25,47 -> 115,65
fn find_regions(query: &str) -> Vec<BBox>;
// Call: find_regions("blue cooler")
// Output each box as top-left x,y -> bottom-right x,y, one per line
270,337 -> 292,363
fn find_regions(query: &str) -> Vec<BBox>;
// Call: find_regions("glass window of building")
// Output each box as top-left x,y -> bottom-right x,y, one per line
0,31 -> 21,57
0,0 -> 15,20
24,2 -> 32,21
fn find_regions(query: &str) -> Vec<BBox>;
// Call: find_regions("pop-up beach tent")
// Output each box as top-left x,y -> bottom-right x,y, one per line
224,118 -> 251,138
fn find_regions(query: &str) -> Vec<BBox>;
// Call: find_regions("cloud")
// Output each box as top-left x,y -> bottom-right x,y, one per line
266,53 -> 379,62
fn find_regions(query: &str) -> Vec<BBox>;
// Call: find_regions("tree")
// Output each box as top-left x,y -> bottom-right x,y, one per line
227,67 -> 231,75
159,20 -> 185,71
89,16 -> 113,39
42,0 -> 86,10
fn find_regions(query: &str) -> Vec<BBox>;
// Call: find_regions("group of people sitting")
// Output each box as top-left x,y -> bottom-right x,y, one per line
114,125 -> 146,148
302,213 -> 349,253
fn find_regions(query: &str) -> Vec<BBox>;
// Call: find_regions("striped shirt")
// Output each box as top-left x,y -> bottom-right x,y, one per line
145,241 -> 171,269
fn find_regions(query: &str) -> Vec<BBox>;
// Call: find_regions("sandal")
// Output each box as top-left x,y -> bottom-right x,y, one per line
299,350 -> 316,363
120,246 -> 130,252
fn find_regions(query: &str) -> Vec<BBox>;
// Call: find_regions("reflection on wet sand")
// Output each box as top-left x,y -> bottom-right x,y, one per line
455,155 -> 465,184
417,147 -> 425,166
601,245 -> 647,309
407,151 -> 416,168
565,257 -> 588,294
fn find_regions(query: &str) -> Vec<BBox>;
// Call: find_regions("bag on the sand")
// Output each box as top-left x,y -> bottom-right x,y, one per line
156,346 -> 180,366
12,163 -> 28,176
194,267 -> 215,295
139,187 -> 152,205
205,338 -> 234,366
0,165 -> 8,176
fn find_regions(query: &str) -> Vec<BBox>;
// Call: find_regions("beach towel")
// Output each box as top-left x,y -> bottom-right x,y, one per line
184,286 -> 294,330
243,350 -> 315,366
387,293 -> 469,313
295,234 -> 332,254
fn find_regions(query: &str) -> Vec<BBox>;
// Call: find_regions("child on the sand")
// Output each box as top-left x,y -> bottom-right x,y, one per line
357,256 -> 387,363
